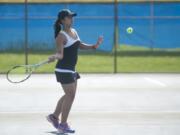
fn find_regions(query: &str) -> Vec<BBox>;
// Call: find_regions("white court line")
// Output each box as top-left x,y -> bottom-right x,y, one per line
0,110 -> 180,114
144,77 -> 167,87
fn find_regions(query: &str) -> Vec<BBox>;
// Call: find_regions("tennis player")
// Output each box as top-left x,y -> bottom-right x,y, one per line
46,9 -> 103,134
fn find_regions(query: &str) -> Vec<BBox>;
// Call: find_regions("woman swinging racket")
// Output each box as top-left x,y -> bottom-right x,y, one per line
46,9 -> 103,134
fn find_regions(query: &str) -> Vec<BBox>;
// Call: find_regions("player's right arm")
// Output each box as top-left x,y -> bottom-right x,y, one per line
48,33 -> 66,63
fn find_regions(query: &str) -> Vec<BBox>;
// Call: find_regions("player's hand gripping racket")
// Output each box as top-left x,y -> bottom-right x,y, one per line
6,60 -> 49,83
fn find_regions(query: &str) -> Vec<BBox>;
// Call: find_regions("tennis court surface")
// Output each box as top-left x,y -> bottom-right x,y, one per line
0,74 -> 180,135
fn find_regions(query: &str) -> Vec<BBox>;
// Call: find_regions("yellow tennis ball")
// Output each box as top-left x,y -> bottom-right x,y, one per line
126,27 -> 133,34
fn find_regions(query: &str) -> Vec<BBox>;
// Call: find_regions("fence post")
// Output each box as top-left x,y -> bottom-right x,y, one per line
25,0 -> 28,65
150,0 -> 154,51
114,0 -> 118,73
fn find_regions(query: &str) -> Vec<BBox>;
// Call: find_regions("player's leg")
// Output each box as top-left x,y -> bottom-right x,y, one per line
58,82 -> 76,133
53,80 -> 77,119
46,86 -> 65,129
61,82 -> 76,123
46,82 -> 76,131
53,94 -> 65,118
47,72 -> 79,132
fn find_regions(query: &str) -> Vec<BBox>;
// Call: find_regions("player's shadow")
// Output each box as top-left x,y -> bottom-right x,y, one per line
46,131 -> 68,135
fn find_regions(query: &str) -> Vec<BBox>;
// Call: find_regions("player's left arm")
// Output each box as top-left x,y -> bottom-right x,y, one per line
79,36 -> 103,50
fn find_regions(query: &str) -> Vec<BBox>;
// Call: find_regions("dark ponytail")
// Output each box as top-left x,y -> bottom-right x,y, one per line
54,18 -> 61,38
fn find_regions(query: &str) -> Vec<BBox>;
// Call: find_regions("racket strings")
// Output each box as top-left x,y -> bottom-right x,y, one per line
7,66 -> 33,83
6,60 -> 49,83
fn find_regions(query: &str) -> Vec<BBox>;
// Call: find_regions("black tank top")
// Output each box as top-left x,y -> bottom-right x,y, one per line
55,28 -> 81,71
56,41 -> 80,71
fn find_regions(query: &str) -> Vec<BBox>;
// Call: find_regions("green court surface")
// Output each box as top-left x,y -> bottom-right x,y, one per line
0,45 -> 180,73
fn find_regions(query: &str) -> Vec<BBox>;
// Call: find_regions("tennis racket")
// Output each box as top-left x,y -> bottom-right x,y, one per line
6,60 -> 49,83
